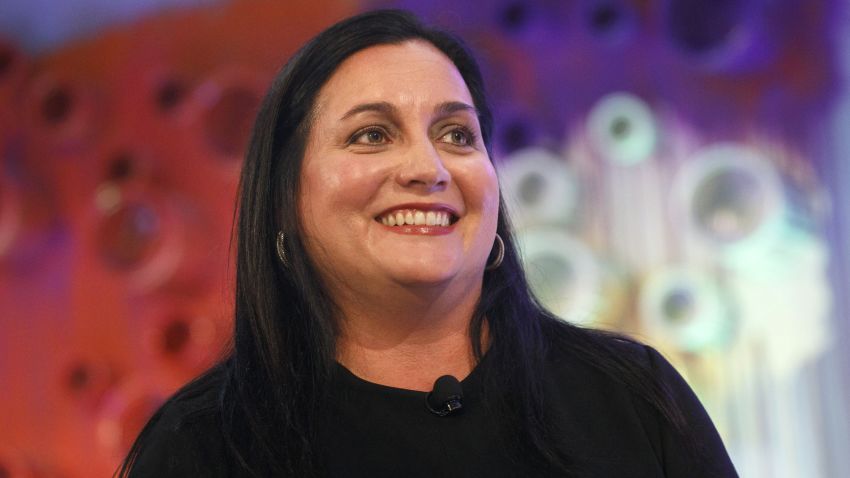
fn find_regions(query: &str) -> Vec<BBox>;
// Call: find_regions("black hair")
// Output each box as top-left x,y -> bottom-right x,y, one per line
118,9 -> 690,477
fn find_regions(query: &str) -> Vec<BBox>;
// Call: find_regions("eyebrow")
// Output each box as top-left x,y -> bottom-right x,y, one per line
340,102 -> 399,121
433,101 -> 478,118
338,101 -> 478,121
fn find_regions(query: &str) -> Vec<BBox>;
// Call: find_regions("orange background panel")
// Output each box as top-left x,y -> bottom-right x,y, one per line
0,1 -> 357,476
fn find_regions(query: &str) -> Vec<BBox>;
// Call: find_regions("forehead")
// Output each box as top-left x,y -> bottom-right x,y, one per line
313,40 -> 474,116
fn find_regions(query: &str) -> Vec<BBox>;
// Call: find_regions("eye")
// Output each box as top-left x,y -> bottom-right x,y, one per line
350,127 -> 390,146
438,127 -> 477,147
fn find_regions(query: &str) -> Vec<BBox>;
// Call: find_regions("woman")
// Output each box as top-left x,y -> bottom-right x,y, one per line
119,9 -> 737,477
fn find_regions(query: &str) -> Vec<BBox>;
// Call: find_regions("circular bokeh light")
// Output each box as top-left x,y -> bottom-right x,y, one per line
97,202 -> 161,269
586,92 -> 658,165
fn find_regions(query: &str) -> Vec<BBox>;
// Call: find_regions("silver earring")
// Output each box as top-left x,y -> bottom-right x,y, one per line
275,231 -> 289,266
485,234 -> 504,271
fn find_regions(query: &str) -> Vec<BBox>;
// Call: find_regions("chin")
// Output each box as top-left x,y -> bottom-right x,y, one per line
383,260 -> 462,287
389,261 -> 488,291
393,269 -> 457,287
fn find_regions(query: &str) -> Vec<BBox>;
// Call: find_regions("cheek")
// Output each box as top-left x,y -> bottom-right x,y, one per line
484,165 -> 501,214
460,159 -> 501,220
299,154 -> 387,223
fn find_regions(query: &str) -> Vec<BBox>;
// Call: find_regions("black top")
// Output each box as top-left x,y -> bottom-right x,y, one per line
129,339 -> 738,477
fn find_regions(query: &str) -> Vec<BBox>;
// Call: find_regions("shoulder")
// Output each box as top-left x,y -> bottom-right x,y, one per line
124,368 -> 231,477
541,318 -> 651,374
538,320 -> 655,417
541,318 -> 687,388
540,319 -> 738,477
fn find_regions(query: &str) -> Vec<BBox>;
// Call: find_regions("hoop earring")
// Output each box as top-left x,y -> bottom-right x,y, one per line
275,231 -> 289,266
485,233 -> 504,271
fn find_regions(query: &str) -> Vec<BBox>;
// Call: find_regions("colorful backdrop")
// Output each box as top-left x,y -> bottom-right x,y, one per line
1,0 -> 848,476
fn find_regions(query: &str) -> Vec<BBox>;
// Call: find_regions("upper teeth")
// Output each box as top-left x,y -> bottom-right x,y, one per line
379,210 -> 452,227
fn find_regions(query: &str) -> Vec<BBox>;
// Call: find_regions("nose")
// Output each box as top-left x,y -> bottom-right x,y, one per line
396,141 -> 451,191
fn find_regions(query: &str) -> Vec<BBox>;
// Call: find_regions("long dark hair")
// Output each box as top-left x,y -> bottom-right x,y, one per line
119,9 -> 689,477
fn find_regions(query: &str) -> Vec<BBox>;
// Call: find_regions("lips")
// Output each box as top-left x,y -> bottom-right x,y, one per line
378,209 -> 451,226
374,203 -> 459,234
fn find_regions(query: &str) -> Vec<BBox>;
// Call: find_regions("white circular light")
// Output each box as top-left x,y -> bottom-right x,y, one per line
516,228 -> 600,325
499,147 -> 579,228
640,266 -> 733,352
586,92 -> 658,165
672,143 -> 784,249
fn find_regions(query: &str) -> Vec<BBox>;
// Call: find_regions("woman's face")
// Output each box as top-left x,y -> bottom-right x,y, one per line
298,40 -> 499,299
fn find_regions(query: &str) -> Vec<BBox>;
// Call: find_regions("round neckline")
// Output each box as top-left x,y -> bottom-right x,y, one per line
332,350 -> 491,398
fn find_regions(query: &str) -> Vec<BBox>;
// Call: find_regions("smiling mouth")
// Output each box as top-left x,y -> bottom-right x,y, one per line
375,208 -> 459,227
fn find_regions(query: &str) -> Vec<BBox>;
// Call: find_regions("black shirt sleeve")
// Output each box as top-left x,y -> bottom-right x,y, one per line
642,345 -> 738,477
128,400 -> 229,478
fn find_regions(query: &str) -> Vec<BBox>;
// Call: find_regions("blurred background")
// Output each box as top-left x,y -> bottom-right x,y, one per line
0,0 -> 848,476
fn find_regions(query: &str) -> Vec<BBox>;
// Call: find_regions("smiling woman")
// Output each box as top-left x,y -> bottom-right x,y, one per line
118,9 -> 737,478
298,41 -> 500,387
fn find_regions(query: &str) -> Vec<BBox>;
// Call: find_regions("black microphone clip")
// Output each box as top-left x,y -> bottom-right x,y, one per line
426,375 -> 463,416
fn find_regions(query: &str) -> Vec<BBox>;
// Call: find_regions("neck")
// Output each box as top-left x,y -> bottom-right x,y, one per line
334,279 -> 485,392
